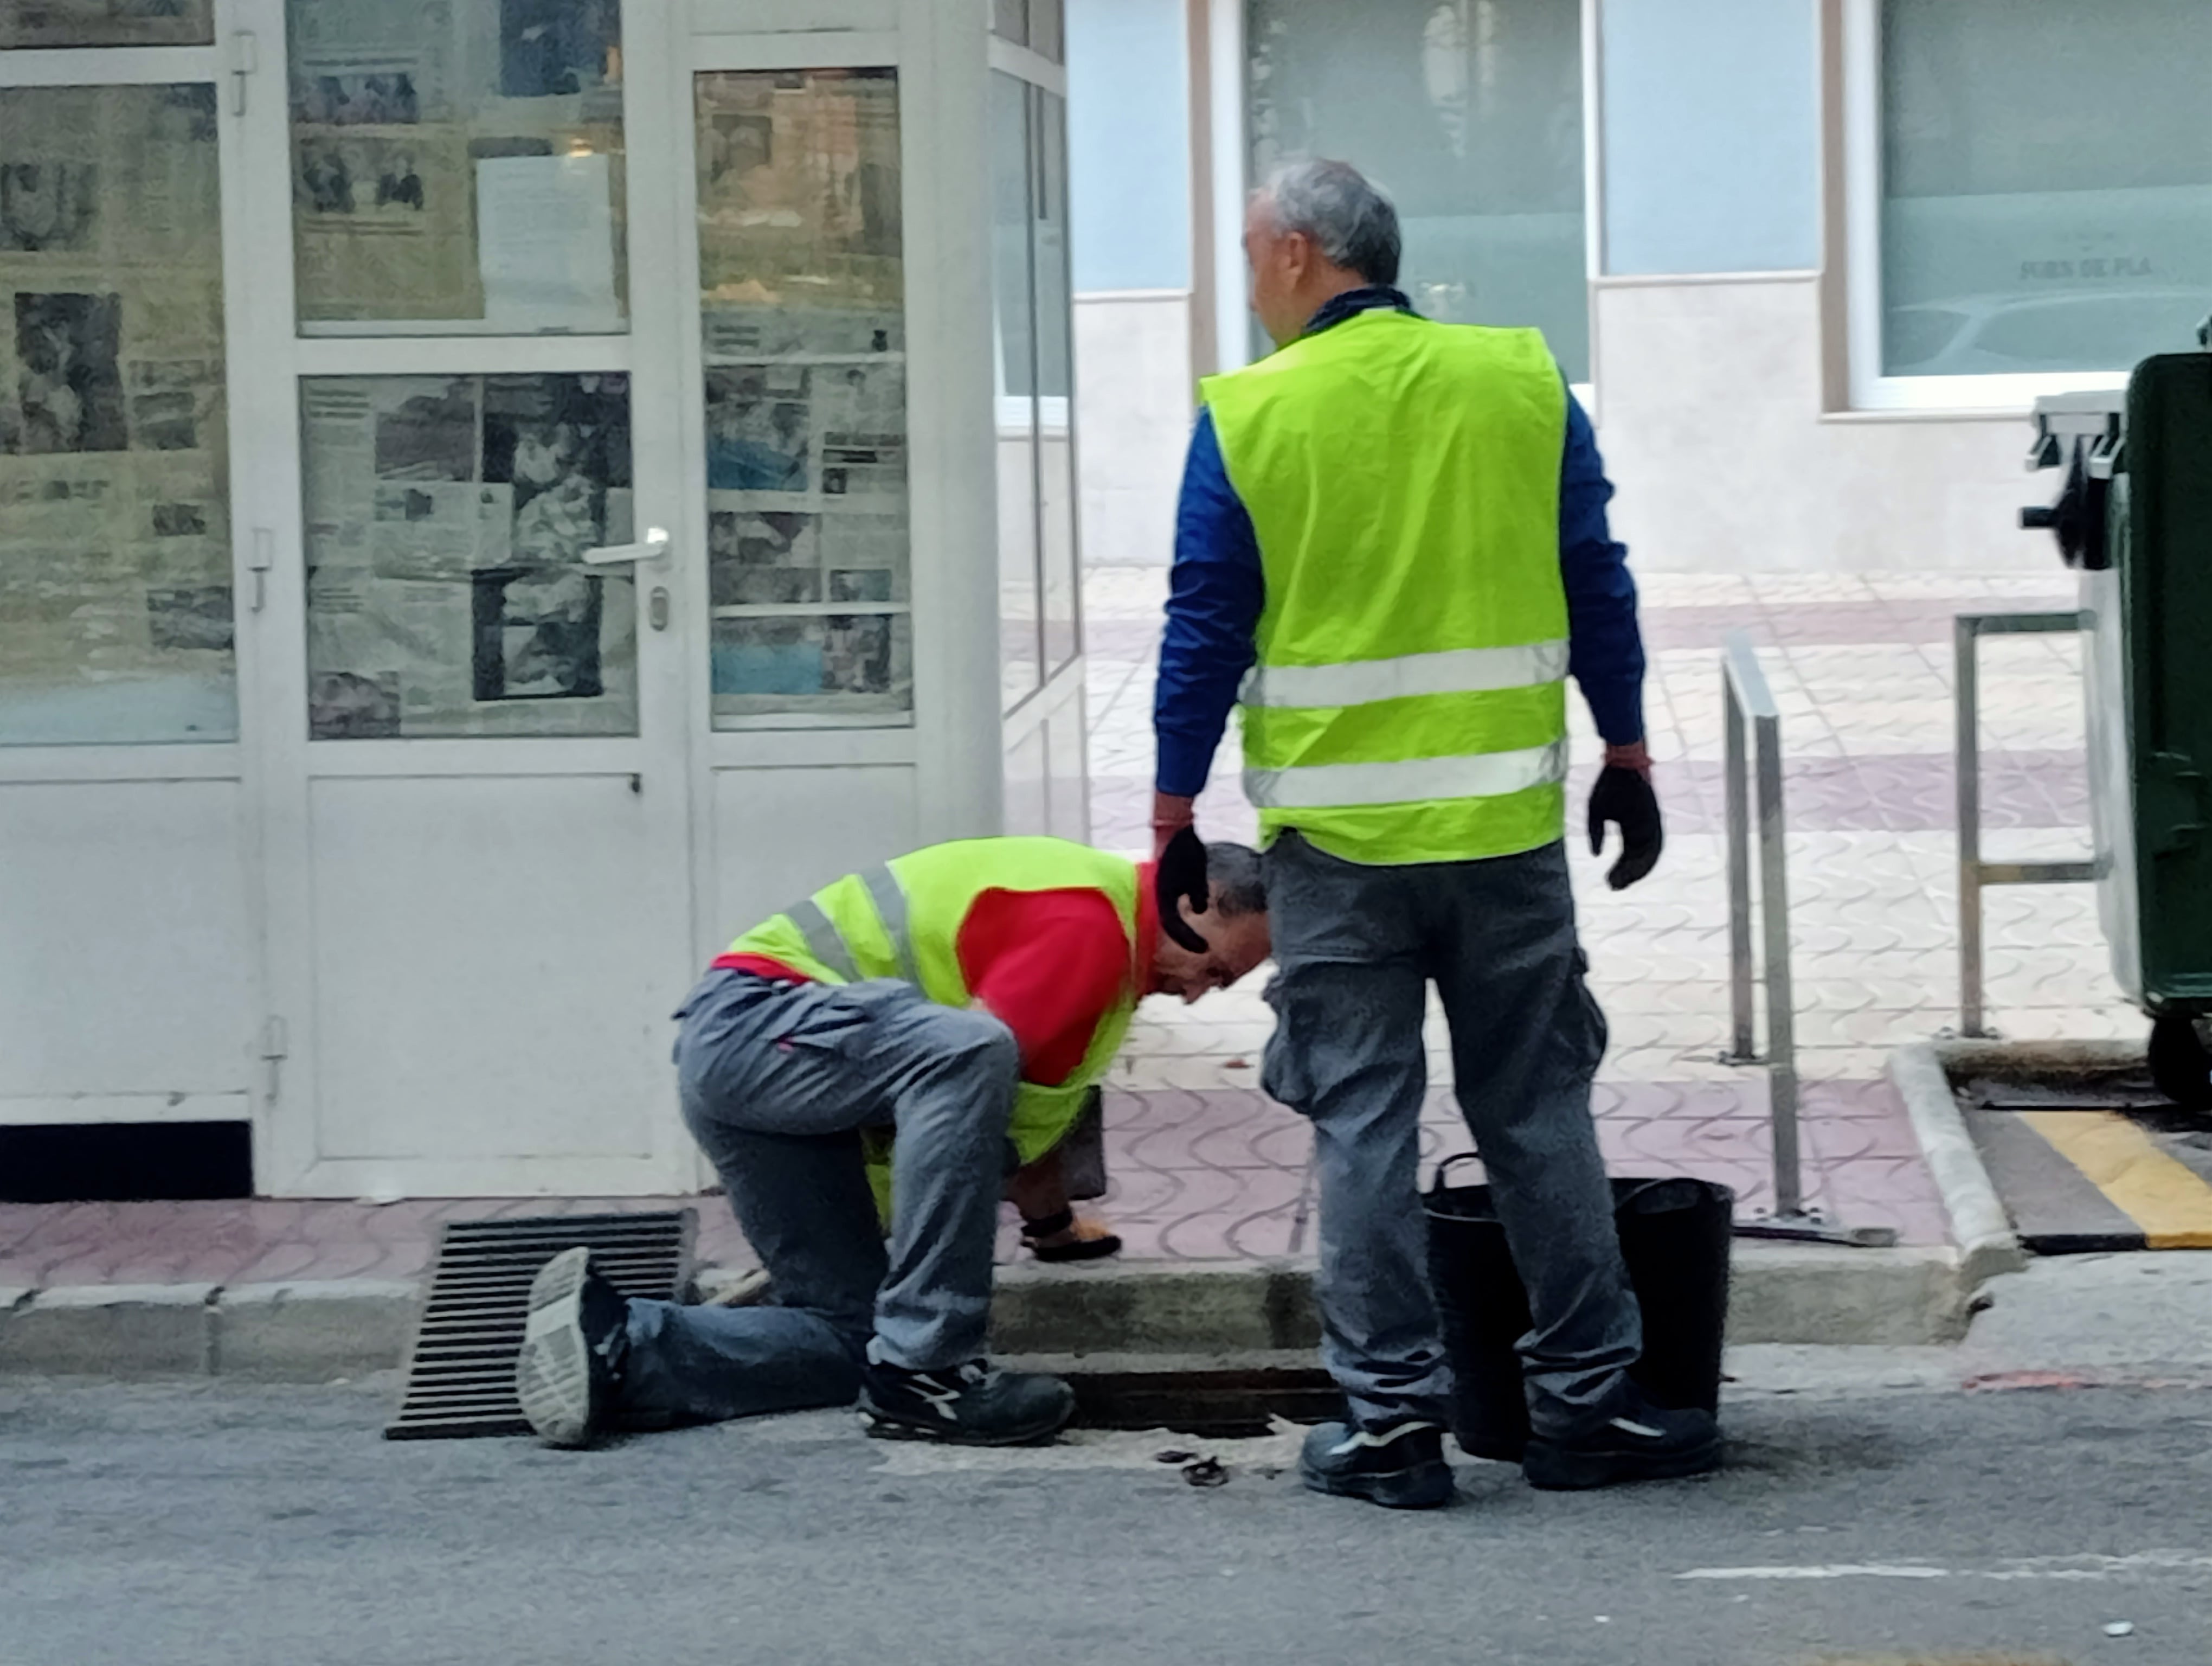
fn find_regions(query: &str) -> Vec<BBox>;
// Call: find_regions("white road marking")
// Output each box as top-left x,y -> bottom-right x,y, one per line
1680,1551 -> 2212,1584
1677,1565 -> 1950,1581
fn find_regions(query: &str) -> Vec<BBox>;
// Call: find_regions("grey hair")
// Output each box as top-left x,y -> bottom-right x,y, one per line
1205,842 -> 1268,919
1257,158 -> 1401,287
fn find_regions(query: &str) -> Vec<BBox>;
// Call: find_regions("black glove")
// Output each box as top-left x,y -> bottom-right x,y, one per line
1587,765 -> 1662,890
1156,825 -> 1211,952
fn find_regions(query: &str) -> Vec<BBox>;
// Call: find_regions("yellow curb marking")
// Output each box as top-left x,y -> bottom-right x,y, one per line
2020,1108 -> 2212,1248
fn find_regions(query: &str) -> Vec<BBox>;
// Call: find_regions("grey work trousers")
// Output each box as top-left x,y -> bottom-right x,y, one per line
616,971 -> 1018,1426
1261,833 -> 1641,1437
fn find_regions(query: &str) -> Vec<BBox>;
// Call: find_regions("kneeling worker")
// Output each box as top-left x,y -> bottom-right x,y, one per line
517,834 -> 1269,1450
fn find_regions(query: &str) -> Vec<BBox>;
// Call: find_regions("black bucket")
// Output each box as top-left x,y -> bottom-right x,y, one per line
1425,1160 -> 1733,1460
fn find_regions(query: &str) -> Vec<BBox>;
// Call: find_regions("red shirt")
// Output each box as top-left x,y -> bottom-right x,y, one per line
715,863 -> 1159,1088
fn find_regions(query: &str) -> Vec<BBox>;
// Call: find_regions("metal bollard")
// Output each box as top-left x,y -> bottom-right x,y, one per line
1720,631 -> 1896,1248
1953,612 -> 2095,1038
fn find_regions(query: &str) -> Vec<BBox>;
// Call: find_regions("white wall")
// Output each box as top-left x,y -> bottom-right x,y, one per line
1071,273 -> 2042,575
1073,290 -> 1193,567
1592,277 -> 2034,573
1066,0 -> 1192,294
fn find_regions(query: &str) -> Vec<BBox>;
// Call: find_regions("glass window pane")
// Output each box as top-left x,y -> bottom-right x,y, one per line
1030,0 -> 1065,63
992,0 -> 1029,48
696,69 -> 912,729
0,85 -> 233,746
1035,91 -> 1080,676
287,0 -> 627,335
301,372 -> 638,739
1248,0 -> 1589,381
1881,0 -> 2212,378
991,71 -> 1041,712
0,1 -> 212,47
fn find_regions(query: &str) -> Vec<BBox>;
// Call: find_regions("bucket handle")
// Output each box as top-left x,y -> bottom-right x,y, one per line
1429,1156 -> 1710,1214
1426,1151 -> 1485,1195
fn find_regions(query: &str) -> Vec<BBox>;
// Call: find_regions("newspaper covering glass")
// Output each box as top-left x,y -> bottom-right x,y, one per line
0,0 -> 213,48
286,0 -> 627,333
301,371 -> 638,739
0,84 -> 233,746
695,69 -> 912,727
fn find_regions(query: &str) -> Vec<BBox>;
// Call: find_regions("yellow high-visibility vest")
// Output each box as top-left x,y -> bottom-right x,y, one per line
728,837 -> 1142,1219
1203,308 -> 1570,866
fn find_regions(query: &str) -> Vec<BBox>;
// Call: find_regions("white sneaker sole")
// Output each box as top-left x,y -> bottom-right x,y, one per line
515,1247 -> 596,1448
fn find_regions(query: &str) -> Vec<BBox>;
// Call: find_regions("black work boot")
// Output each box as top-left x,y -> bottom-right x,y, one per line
515,1247 -> 631,1450
859,1360 -> 1076,1446
1522,1384 -> 1722,1490
1299,1419 -> 1455,1510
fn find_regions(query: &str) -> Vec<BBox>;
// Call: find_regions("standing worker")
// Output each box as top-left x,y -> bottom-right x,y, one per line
516,835 -> 1271,1451
1152,159 -> 1719,1509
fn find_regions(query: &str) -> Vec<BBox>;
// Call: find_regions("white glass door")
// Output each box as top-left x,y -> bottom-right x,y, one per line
244,0 -> 697,1195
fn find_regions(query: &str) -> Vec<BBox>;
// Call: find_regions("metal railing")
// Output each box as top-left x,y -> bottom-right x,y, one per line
1954,612 -> 2095,1037
1721,631 -> 1898,1247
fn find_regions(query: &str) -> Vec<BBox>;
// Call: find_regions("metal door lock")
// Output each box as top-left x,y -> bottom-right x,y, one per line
648,586 -> 670,631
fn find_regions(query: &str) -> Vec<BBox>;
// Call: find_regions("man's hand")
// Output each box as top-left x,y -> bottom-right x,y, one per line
1588,742 -> 1662,890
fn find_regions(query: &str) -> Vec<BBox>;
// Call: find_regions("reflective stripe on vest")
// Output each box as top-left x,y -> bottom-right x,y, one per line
1242,639 -> 1569,710
860,864 -> 918,985
780,866 -> 916,985
1245,739 -> 1566,812
786,898 -> 859,982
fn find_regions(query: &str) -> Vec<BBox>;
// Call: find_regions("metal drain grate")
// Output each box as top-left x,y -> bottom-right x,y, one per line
384,1210 -> 696,1440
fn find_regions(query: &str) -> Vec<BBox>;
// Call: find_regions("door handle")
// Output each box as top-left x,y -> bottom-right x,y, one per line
582,526 -> 672,567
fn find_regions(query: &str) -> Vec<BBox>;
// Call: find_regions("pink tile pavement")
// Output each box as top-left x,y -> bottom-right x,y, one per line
0,1073 -> 1948,1295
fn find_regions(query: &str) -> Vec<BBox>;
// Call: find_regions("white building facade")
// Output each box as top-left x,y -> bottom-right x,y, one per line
1066,0 -> 2212,574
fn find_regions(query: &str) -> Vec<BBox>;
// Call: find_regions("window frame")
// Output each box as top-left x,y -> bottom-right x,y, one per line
1207,0 -> 1603,405
1841,0 -> 2137,414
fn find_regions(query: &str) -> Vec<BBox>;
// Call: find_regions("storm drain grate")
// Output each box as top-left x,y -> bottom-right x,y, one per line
384,1210 -> 696,1440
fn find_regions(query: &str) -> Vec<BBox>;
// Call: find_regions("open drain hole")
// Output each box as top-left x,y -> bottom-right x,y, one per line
1061,1366 -> 1342,1437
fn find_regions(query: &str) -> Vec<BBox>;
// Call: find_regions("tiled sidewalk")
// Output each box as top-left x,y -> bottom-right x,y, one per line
0,567 -> 2127,1287
1081,565 -> 2132,1257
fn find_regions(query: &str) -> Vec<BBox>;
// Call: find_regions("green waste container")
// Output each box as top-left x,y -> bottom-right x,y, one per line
2023,336 -> 2212,1104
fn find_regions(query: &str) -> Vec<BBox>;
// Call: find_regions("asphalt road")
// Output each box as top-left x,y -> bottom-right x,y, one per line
4,1367 -> 2209,1666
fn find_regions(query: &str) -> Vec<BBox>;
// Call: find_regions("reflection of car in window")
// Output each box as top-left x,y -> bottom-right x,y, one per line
1886,289 -> 2212,376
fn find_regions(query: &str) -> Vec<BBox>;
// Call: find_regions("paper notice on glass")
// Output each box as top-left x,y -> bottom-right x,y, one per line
476,154 -> 619,334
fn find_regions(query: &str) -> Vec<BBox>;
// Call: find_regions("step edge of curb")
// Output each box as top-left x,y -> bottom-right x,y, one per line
1892,1040 -> 2029,1289
0,1241 -> 1976,1377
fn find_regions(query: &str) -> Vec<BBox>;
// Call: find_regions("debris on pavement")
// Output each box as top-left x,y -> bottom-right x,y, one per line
1181,1457 -> 1228,1488
869,1418 -> 1309,1478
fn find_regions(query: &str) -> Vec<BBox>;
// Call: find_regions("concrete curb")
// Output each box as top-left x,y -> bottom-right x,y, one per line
1932,1037 -> 2146,1077
1891,1041 -> 2030,1289
1726,1244 -> 1970,1346
991,1259 -> 1321,1355
0,1241 -> 1972,1381
213,1280 -> 419,1381
1,1283 -> 217,1375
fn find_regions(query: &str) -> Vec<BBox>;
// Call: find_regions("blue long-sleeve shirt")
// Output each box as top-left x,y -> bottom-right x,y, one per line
1154,287 -> 1646,799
